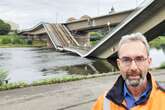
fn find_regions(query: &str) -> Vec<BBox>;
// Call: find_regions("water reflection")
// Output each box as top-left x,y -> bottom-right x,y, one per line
52,60 -> 115,75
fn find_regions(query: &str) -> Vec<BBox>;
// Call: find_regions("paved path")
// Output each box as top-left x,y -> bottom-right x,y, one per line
0,69 -> 165,110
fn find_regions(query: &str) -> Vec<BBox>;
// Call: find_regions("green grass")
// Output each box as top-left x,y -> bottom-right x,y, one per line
0,72 -> 118,91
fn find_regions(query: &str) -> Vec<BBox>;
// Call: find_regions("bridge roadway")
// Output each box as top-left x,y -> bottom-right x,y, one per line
0,69 -> 165,110
20,9 -> 133,35
63,9 -> 134,32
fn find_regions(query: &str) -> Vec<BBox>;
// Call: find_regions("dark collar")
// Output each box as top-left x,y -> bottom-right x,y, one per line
106,73 -> 152,105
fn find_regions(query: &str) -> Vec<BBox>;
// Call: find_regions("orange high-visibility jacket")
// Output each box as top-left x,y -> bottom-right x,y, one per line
92,73 -> 165,110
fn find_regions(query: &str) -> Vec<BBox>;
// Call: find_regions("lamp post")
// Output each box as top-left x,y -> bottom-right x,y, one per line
107,21 -> 110,32
97,0 -> 100,16
135,0 -> 138,8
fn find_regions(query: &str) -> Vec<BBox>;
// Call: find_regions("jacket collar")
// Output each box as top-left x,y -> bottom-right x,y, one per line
106,73 -> 152,105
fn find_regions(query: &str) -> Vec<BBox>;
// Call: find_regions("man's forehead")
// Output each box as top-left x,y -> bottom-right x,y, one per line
118,41 -> 148,56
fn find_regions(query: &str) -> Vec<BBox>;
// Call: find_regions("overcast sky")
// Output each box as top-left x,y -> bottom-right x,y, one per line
0,0 -> 144,29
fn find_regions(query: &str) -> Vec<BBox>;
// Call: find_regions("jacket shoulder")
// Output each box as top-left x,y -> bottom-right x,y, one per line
156,81 -> 165,92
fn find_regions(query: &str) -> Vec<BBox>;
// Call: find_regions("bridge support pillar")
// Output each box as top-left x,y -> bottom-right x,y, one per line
74,33 -> 91,47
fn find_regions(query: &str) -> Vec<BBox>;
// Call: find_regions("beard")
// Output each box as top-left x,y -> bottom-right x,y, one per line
123,72 -> 147,87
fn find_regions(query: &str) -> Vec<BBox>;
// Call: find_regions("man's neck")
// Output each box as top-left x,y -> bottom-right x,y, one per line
128,80 -> 147,98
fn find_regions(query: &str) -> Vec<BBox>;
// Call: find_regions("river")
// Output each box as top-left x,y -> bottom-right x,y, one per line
0,48 -> 164,83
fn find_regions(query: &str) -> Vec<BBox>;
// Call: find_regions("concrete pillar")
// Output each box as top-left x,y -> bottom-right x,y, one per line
74,32 -> 91,47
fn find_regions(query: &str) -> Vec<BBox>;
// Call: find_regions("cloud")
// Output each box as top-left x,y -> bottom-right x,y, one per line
0,0 -> 143,29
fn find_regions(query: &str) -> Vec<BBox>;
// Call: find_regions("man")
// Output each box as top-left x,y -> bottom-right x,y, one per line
92,33 -> 165,110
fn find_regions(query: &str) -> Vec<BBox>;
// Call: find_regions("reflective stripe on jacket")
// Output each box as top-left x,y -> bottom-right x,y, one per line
103,96 -> 111,110
92,73 -> 165,110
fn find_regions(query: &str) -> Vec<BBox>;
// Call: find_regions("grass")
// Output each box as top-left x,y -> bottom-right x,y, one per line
0,72 -> 118,91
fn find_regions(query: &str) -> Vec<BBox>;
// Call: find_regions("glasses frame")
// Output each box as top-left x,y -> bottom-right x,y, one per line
118,56 -> 148,66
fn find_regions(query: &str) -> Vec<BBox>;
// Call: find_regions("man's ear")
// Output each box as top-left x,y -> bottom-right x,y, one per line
148,57 -> 152,65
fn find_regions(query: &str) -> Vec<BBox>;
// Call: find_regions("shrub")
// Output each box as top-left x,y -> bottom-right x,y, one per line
89,32 -> 103,41
1,37 -> 11,44
0,19 -> 11,35
0,69 -> 8,85
27,39 -> 32,45
11,37 -> 24,44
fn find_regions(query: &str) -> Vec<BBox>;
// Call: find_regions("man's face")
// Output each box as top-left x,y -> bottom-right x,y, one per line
117,41 -> 151,87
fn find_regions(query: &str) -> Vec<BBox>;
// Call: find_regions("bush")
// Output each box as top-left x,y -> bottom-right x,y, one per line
0,69 -> 8,85
0,35 -> 26,45
11,36 -> 24,44
0,37 -> 11,44
89,32 -> 103,41
27,39 -> 32,45
0,19 -> 11,35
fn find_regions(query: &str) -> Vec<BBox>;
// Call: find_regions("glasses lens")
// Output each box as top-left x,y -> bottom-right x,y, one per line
120,57 -> 132,65
134,56 -> 146,63
120,56 -> 147,66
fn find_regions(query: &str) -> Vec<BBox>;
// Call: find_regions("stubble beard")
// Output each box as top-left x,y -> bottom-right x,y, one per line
123,72 -> 147,87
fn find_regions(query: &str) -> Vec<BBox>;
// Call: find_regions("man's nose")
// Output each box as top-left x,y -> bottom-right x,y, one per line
130,60 -> 138,70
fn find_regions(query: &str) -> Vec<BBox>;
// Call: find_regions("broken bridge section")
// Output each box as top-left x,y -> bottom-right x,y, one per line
44,23 -> 79,50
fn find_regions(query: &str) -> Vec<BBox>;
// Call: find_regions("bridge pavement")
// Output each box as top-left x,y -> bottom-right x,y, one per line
0,69 -> 164,110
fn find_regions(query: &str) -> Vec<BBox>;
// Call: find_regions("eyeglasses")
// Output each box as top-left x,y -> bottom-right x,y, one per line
119,56 -> 148,66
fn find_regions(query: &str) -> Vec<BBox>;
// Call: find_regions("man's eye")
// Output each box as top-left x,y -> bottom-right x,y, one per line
135,57 -> 144,61
122,57 -> 131,62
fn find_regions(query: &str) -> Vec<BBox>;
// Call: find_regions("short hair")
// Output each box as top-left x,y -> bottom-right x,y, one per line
117,33 -> 150,56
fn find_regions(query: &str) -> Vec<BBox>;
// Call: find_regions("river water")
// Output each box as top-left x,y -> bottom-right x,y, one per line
0,48 -> 165,83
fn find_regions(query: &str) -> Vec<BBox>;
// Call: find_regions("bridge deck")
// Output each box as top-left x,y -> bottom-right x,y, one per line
44,23 -> 79,49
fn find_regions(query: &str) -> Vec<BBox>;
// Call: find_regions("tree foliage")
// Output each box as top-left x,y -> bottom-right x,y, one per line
0,19 -> 11,35
0,68 -> 8,85
89,32 -> 103,41
149,36 -> 165,49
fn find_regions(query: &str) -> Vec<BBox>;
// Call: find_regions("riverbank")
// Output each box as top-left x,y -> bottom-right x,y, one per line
0,34 -> 47,48
0,69 -> 164,110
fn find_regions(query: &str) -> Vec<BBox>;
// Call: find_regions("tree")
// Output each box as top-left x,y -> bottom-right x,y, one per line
0,19 -> 11,35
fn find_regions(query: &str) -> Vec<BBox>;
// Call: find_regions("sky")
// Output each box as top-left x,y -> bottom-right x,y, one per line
0,0 -> 144,30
